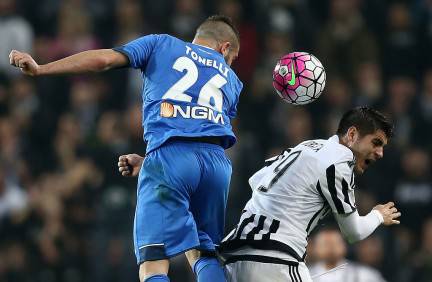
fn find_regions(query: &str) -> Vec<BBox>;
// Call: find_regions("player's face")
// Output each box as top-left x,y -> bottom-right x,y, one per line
225,47 -> 239,66
219,41 -> 239,66
351,129 -> 388,174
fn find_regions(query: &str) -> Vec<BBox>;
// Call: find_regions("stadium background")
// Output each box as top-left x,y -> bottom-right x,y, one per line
0,0 -> 431,281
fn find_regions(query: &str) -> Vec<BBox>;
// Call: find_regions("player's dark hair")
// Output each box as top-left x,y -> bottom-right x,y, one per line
196,15 -> 240,48
337,107 -> 394,139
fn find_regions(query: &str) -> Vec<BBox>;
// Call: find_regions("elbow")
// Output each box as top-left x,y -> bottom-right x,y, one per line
93,57 -> 112,72
346,235 -> 360,244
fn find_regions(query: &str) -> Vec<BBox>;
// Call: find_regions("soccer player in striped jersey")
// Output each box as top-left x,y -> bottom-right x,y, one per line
218,107 -> 400,282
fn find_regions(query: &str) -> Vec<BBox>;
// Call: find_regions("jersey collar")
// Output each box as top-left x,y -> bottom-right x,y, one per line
329,135 -> 356,163
191,42 -> 224,58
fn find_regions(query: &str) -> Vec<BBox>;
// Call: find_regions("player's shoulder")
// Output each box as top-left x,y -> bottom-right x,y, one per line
154,34 -> 183,44
297,135 -> 354,168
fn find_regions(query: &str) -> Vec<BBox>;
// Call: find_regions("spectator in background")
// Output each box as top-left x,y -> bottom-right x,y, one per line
355,235 -> 386,277
353,62 -> 383,107
394,148 -> 432,231
281,106 -> 313,147
309,227 -> 387,282
409,218 -> 432,282
218,0 -> 258,84
0,0 -> 33,77
8,77 -> 39,132
69,79 -> 104,137
0,162 -> 27,221
319,77 -> 353,136
383,2 -> 419,77
316,0 -> 378,82
38,2 -> 100,62
413,69 -> 432,149
385,76 -> 417,148
113,0 -> 147,105
171,0 -> 205,40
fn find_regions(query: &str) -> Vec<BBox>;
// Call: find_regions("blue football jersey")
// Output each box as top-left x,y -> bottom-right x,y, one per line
114,34 -> 243,153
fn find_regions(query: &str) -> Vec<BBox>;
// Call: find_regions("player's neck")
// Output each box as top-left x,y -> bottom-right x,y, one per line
192,38 -> 218,51
338,135 -> 349,147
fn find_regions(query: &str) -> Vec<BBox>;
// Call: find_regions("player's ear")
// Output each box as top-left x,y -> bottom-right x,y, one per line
346,126 -> 359,147
219,41 -> 231,57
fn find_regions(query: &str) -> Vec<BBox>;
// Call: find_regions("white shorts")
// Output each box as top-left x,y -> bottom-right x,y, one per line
225,258 -> 313,282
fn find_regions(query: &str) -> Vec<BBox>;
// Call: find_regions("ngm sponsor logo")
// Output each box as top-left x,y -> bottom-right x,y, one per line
160,102 -> 224,124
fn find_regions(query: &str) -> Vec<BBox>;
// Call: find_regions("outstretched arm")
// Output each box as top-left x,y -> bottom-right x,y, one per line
335,201 -> 401,243
9,49 -> 129,76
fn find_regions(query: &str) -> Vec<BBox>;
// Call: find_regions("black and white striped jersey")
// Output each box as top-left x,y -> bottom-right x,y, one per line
220,135 -> 357,262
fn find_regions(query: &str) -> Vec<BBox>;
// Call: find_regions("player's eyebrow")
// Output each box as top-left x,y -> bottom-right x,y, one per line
372,138 -> 384,146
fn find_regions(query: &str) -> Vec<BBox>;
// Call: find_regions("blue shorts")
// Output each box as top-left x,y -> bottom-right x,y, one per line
133,140 -> 232,264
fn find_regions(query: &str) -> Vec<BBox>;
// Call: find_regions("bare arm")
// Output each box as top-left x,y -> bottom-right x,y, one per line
9,49 -> 129,76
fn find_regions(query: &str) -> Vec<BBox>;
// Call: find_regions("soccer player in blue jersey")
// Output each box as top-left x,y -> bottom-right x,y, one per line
10,15 -> 243,282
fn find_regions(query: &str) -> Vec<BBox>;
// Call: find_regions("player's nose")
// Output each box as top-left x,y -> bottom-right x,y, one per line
375,146 -> 384,159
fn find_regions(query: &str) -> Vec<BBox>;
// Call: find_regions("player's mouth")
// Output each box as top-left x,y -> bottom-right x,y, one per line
364,159 -> 375,167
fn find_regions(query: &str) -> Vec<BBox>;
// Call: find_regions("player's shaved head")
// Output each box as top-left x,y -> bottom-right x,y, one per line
195,15 -> 240,50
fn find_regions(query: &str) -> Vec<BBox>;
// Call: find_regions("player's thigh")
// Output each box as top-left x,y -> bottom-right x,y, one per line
225,261 -> 312,282
134,146 -> 201,263
190,148 -> 232,247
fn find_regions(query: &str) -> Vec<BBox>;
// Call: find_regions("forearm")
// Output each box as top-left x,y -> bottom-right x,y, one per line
38,49 -> 127,75
335,210 -> 383,243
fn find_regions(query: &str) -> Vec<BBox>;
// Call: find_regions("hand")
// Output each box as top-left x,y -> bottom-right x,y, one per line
373,202 -> 401,226
118,154 -> 144,177
9,50 -> 40,76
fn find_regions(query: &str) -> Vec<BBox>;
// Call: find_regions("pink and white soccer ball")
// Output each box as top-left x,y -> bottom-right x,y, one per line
272,52 -> 326,105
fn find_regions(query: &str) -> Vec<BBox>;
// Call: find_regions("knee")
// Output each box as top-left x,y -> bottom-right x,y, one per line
139,260 -> 169,282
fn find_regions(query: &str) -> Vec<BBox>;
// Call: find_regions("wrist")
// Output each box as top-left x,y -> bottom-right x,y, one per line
371,209 -> 384,224
36,64 -> 46,76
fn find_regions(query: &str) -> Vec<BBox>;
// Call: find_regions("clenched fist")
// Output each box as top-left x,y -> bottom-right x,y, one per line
373,202 -> 401,226
9,50 -> 40,76
118,154 -> 144,177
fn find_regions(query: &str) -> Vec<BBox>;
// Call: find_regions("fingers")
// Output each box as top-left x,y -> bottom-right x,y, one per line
389,211 -> 401,225
118,155 -> 131,176
9,50 -> 24,67
9,50 -> 15,65
385,201 -> 394,208
118,164 -> 131,176
389,207 -> 397,214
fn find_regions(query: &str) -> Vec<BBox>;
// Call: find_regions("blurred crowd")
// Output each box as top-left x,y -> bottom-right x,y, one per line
0,0 -> 431,281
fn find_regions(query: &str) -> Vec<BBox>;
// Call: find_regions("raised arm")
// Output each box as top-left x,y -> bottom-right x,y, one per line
9,49 -> 129,76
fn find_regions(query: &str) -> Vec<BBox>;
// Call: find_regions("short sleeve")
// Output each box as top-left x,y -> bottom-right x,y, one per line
112,34 -> 161,69
228,79 -> 243,118
316,162 -> 356,214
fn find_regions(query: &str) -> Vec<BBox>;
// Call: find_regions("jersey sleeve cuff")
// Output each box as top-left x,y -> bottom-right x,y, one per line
372,209 -> 384,224
112,47 -> 132,67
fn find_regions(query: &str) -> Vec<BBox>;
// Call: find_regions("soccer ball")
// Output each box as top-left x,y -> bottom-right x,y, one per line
272,52 -> 326,105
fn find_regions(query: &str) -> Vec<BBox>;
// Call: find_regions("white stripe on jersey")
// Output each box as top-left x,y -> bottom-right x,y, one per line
220,135 -> 356,261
